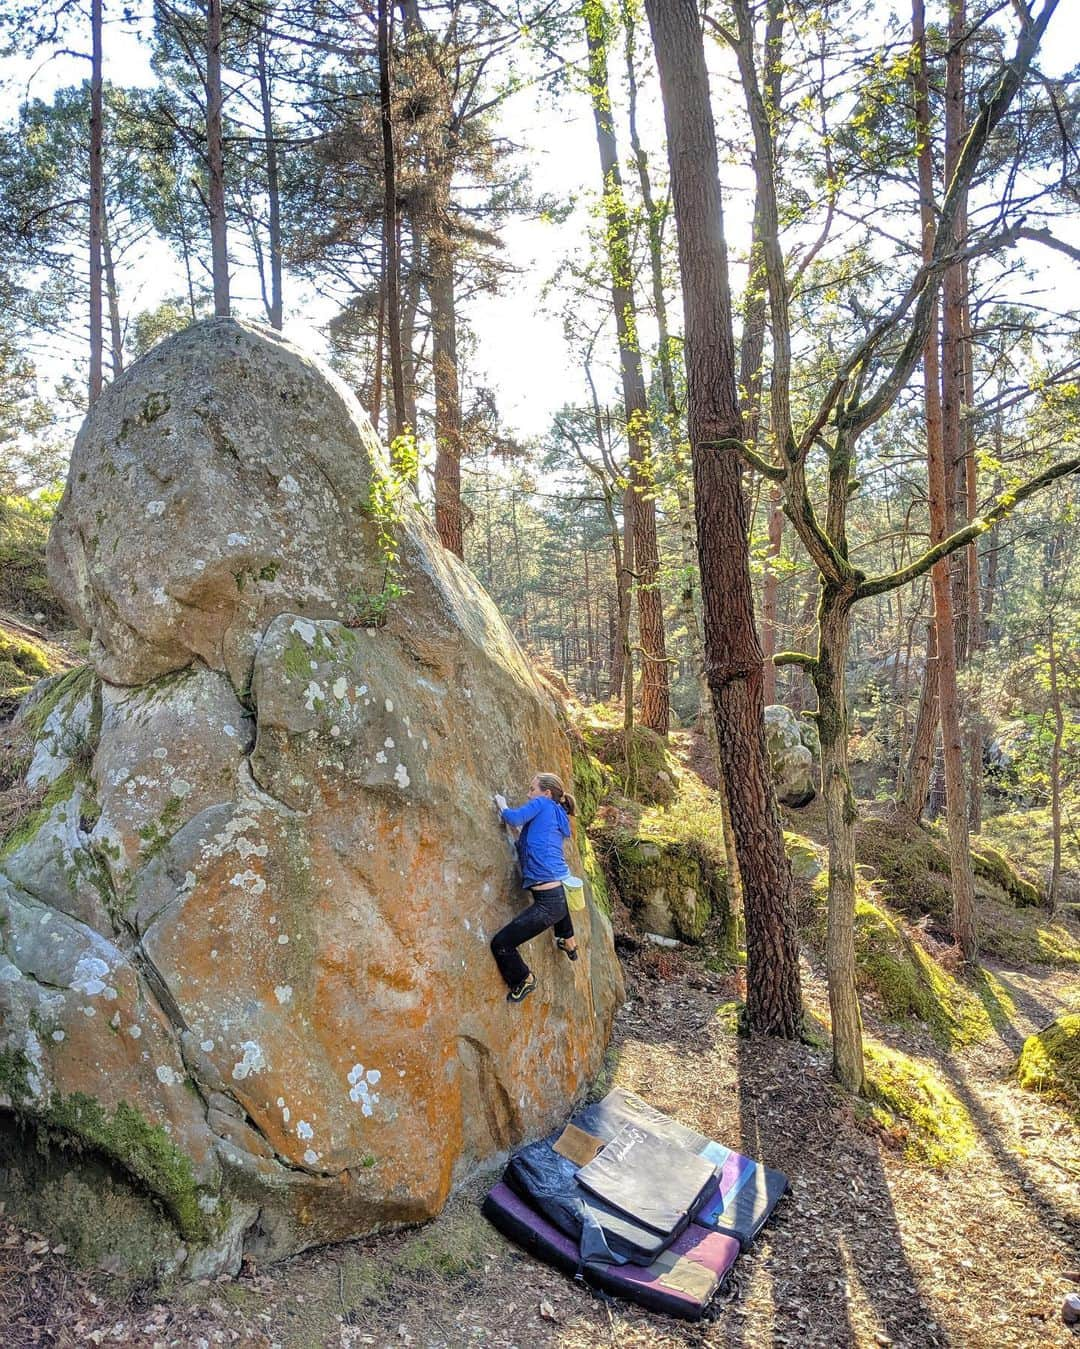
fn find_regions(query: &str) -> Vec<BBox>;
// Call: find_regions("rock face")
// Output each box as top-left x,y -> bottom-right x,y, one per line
0,319 -> 623,1282
764,704 -> 818,808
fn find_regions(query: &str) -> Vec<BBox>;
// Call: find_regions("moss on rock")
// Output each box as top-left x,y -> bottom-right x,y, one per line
571,742 -> 611,829
855,812 -> 1043,919
579,714 -> 680,807
1015,1013 -> 1080,1119
852,897 -> 999,1047
593,777 -> 733,949
861,1041 -> 975,1167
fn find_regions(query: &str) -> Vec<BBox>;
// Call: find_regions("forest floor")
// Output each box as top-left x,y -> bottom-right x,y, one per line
1,933 -> 1077,1349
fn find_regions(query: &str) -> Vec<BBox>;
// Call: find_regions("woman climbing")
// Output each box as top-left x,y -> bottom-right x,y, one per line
490,772 -> 579,1003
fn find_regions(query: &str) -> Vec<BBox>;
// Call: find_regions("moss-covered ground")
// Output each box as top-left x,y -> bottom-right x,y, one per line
1015,1013 -> 1080,1120
859,1040 -> 976,1167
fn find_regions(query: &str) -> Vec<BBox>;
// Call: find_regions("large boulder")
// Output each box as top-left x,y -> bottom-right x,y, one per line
764,704 -> 817,807
0,319 -> 623,1283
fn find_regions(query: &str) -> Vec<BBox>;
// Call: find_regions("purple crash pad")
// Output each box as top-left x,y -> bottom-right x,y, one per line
482,1181 -> 740,1320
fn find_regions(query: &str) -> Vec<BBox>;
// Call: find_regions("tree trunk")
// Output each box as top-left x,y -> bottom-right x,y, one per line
378,0 -> 406,438
585,0 -> 669,736
401,216 -> 422,439
206,0 -> 229,316
897,623 -> 938,817
914,0 -> 977,960
256,23 -> 283,330
1048,613 -> 1063,914
101,209 -> 123,378
761,485 -> 783,706
89,0 -> 103,402
431,236 -> 464,557
813,586 -> 865,1092
647,0 -> 801,1038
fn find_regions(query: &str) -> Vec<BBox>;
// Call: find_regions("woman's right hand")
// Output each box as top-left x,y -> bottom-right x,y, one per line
493,793 -> 508,812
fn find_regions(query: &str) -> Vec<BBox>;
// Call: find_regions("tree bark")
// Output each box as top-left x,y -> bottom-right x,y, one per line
431,235 -> 464,557
647,0 -> 801,1038
89,0 -> 103,402
812,586 -> 865,1092
379,0 -> 406,439
914,0 -> 977,961
585,0 -> 669,736
761,485 -> 783,706
256,21 -> 283,330
206,0 -> 229,316
101,209 -> 123,378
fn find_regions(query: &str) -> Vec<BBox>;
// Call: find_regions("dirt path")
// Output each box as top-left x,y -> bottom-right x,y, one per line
1,953 -> 1077,1349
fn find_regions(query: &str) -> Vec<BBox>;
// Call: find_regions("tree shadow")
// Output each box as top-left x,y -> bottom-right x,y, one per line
934,1052 -> 1076,1244
722,1032 -> 953,1347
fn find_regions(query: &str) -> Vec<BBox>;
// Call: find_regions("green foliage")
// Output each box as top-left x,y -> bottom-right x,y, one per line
0,622 -> 51,714
0,493 -> 66,625
861,1041 -> 976,1168
1015,1014 -> 1080,1119
349,432 -> 417,627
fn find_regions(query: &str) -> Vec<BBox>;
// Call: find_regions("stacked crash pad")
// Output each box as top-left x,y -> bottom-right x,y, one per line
482,1088 -> 789,1320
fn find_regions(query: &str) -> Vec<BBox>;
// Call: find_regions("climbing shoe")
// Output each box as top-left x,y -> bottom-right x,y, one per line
507,974 -> 537,1003
556,938 -> 579,962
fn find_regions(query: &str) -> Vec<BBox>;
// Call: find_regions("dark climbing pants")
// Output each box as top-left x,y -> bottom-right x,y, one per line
491,886 -> 574,989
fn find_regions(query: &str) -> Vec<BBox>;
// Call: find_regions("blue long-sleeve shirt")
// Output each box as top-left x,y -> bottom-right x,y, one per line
501,795 -> 571,887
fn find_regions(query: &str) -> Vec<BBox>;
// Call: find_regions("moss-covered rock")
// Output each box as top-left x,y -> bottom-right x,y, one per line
1015,1013 -> 1080,1119
579,713 -> 681,807
851,897 -> 1005,1047
0,1109 -> 190,1288
571,741 -> 611,829
593,777 -> 733,949
855,812 -> 1043,919
861,1040 -> 975,1166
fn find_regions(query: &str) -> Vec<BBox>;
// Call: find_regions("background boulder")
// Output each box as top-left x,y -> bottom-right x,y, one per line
0,319 -> 623,1282
764,704 -> 818,807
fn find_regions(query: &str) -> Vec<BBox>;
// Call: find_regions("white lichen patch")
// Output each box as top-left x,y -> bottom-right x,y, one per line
280,474 -> 300,494
347,1063 -> 382,1116
303,681 -> 325,711
227,532 -> 249,546
384,698 -> 394,713
274,985 -> 293,1005
155,1065 -> 181,1086
393,764 -> 411,789
200,1039 -> 215,1052
332,677 -> 348,700
70,954 -> 111,998
235,837 -> 269,861
296,1119 -> 313,1141
128,1025 -> 142,1039
304,1149 -> 319,1165
374,750 -> 387,765
171,778 -> 192,798
290,618 -> 317,645
146,500 -> 166,517
278,934 -> 289,945
230,869 -> 266,895
51,1030 -> 65,1042
232,1040 -> 267,1080
383,737 -> 395,749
